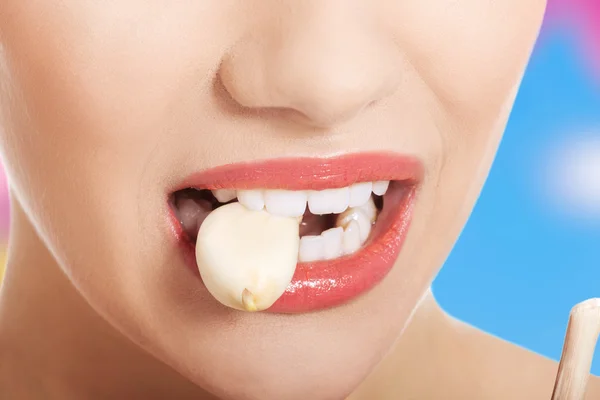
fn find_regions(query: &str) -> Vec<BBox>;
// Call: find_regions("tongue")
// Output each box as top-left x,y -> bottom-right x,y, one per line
299,211 -> 333,237
174,194 -> 212,237
175,191 -> 334,239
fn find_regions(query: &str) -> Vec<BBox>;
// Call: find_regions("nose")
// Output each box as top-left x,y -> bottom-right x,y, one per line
218,3 -> 401,128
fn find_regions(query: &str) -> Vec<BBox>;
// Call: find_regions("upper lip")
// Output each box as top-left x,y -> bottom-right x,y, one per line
170,151 -> 425,192
168,151 -> 423,313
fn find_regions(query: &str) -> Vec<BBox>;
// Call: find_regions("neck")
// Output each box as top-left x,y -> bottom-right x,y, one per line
352,291 -> 566,400
348,290 -> 462,399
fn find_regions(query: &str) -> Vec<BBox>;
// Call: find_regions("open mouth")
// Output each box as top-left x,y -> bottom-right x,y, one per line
167,153 -> 422,313
170,181 -> 390,263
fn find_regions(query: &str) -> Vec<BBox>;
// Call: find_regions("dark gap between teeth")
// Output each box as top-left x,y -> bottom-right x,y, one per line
170,186 -> 389,245
299,212 -> 335,237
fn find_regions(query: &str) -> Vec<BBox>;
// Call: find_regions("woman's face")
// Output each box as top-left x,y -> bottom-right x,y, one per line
0,2 -> 546,399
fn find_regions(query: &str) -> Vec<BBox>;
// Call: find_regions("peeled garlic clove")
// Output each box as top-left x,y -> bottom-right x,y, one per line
195,202 -> 300,312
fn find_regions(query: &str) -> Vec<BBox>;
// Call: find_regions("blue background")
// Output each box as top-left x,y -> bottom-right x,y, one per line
433,26 -> 600,372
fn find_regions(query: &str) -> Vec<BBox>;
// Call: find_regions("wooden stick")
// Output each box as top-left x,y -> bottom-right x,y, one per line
552,298 -> 600,400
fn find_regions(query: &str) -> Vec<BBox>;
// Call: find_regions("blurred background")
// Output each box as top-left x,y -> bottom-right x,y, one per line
0,0 -> 598,372
432,0 -> 600,373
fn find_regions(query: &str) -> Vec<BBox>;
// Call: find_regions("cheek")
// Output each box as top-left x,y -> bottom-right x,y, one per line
0,3 -> 184,256
386,0 -> 546,122
0,39 -> 169,327
410,0 -> 546,212
0,32 -> 220,369
0,4 -> 245,362
381,2 -> 546,298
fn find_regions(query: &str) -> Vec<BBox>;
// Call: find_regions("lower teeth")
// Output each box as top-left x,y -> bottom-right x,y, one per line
190,193 -> 380,313
298,197 -> 378,263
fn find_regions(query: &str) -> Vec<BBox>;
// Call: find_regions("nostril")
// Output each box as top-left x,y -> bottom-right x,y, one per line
216,14 -> 401,129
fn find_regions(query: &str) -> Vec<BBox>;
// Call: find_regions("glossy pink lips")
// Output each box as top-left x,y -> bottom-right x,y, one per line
169,152 -> 423,313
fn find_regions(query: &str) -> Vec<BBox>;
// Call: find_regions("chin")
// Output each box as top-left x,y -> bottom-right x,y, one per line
126,262 -> 423,400
162,317 -> 395,400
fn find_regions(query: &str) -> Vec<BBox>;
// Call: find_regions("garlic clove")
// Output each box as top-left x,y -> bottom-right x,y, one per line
195,202 -> 300,312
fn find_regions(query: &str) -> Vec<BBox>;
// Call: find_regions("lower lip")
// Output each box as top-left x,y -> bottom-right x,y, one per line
168,152 -> 421,313
170,184 -> 416,314
270,184 -> 415,313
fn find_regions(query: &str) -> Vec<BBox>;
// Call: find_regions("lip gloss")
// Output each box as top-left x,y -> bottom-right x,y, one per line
170,152 -> 423,313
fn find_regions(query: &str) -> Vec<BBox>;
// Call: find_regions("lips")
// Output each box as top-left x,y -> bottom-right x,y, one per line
168,152 -> 423,313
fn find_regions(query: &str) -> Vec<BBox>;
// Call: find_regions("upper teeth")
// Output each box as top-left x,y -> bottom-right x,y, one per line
211,181 -> 389,218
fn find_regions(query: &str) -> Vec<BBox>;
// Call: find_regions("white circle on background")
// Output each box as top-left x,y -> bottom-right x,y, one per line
543,131 -> 600,221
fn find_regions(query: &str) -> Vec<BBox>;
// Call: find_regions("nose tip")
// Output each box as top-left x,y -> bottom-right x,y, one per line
218,12 -> 400,128
270,63 -> 399,127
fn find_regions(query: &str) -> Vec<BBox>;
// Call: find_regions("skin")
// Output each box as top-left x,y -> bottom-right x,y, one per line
1,1 -> 597,399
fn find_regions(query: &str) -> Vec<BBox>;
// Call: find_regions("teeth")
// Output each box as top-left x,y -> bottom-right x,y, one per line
212,181 -> 389,216
212,189 -> 237,203
322,227 -> 343,260
372,181 -> 390,196
297,197 -> 377,262
348,182 -> 372,207
335,196 -> 377,242
204,181 -> 388,264
342,220 -> 362,255
358,196 -> 378,222
308,187 -> 350,215
298,235 -> 325,263
298,227 -> 344,263
237,190 -> 264,211
264,189 -> 307,217
336,208 -> 372,242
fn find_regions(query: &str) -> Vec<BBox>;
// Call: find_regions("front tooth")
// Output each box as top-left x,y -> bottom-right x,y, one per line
322,227 -> 343,260
342,220 -> 361,255
195,202 -> 300,312
237,190 -> 265,211
307,187 -> 350,215
298,235 -> 325,262
212,189 -> 237,203
348,182 -> 372,207
264,190 -> 307,217
372,181 -> 390,196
